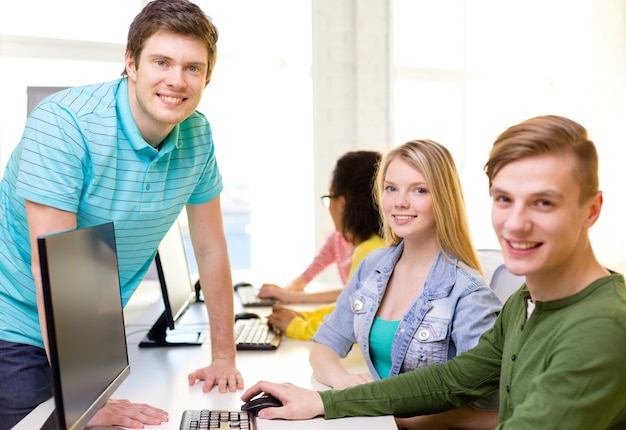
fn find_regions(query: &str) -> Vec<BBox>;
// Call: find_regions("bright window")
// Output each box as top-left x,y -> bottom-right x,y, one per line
391,0 -> 617,255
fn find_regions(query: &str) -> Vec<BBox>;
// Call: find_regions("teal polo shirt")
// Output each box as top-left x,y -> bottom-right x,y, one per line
0,78 -> 222,348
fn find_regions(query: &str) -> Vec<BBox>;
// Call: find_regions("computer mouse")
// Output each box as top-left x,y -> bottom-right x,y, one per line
233,281 -> 253,290
235,311 -> 260,321
241,394 -> 283,415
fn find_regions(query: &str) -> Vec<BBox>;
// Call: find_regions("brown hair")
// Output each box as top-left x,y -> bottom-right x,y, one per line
484,115 -> 599,204
121,0 -> 218,79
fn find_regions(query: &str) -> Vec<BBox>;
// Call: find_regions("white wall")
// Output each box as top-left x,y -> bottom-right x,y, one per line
0,53 -> 125,175
0,0 -> 138,173
586,0 -> 626,273
389,0 -> 626,272
1,0 -> 625,278
0,0 -> 316,285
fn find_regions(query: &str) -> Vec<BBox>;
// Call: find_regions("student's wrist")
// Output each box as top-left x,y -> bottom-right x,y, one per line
286,277 -> 308,292
316,390 -> 330,418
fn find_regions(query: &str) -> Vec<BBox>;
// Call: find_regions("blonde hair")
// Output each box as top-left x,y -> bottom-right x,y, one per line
375,140 -> 482,275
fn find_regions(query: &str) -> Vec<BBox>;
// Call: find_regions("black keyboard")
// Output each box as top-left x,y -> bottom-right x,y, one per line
235,318 -> 281,351
235,284 -> 277,307
179,409 -> 253,429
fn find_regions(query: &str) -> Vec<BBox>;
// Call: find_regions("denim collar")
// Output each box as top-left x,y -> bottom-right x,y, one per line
373,241 -> 460,300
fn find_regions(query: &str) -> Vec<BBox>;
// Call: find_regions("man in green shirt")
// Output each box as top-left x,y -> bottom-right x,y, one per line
242,115 -> 626,429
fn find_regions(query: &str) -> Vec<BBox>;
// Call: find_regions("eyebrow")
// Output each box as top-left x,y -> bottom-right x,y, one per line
384,179 -> 428,187
490,186 -> 565,200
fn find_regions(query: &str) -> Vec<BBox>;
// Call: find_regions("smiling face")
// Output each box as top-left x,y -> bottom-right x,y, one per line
490,152 -> 601,285
381,158 -> 436,243
125,30 -> 209,146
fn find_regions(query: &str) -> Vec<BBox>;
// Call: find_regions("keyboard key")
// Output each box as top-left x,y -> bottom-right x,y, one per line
235,285 -> 277,307
234,318 -> 281,351
180,409 -> 253,430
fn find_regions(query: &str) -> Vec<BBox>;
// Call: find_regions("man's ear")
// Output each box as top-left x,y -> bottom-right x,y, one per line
204,79 -> 211,88
125,52 -> 137,79
583,191 -> 603,228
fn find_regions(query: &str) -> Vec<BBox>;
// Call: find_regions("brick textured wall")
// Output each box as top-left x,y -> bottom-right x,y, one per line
311,0 -> 392,252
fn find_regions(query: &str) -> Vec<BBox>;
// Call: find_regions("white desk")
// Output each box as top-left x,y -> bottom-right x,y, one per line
15,281 -> 396,429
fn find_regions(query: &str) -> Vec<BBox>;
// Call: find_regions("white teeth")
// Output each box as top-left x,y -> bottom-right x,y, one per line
395,215 -> 414,220
161,95 -> 183,103
510,242 -> 537,250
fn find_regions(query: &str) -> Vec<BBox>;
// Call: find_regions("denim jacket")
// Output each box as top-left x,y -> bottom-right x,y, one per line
313,242 -> 502,382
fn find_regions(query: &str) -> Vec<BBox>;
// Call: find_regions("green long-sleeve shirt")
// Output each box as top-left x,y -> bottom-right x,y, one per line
320,272 -> 626,429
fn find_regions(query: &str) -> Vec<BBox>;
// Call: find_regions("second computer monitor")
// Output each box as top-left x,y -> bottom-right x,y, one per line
139,219 -> 206,348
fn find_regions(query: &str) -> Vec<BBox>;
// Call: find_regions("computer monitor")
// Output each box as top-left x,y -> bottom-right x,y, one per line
38,222 -> 130,430
138,219 -> 206,348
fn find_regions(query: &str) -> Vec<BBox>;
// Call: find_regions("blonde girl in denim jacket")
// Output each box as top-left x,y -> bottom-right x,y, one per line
311,140 -> 502,430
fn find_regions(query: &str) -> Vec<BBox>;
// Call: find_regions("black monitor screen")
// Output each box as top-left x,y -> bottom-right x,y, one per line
38,222 -> 130,430
139,219 -> 205,348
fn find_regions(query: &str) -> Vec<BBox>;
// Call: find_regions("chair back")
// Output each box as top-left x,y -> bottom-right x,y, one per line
490,264 -> 525,302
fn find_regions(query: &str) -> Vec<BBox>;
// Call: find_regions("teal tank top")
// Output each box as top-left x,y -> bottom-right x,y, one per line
369,316 -> 401,378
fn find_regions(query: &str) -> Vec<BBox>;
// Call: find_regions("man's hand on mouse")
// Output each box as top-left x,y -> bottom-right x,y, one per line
241,381 -> 324,420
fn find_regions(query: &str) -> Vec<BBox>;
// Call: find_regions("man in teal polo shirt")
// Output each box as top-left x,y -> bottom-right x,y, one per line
241,115 -> 626,429
0,1 -> 243,428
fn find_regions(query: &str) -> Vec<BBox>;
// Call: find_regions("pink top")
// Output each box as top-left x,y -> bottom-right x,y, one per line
300,231 -> 355,284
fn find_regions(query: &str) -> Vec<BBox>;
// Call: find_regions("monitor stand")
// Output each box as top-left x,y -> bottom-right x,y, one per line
138,312 -> 206,348
194,280 -> 204,302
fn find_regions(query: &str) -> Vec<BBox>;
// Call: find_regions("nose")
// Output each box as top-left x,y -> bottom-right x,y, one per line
394,191 -> 409,208
503,203 -> 531,233
165,67 -> 186,88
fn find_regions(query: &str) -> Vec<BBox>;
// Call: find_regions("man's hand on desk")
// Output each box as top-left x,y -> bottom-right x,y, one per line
187,357 -> 244,393
87,398 -> 169,428
241,381 -> 324,420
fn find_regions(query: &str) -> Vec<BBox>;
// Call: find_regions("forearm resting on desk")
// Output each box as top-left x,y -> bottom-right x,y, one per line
310,343 -> 374,389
